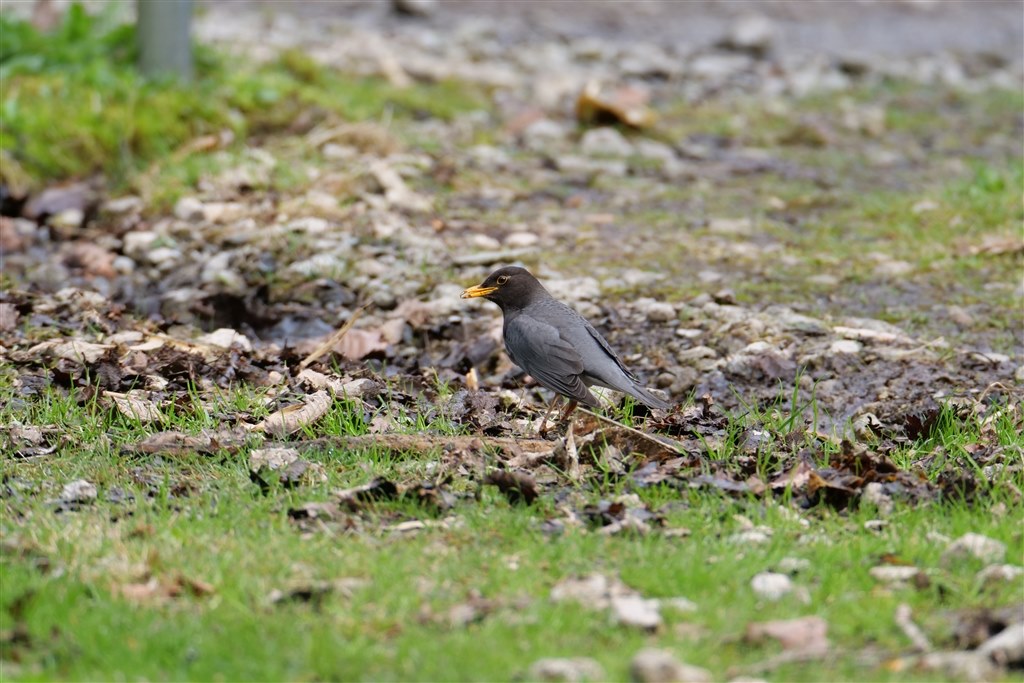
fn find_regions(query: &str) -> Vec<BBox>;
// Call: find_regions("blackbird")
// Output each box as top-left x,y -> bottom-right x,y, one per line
461,266 -> 670,430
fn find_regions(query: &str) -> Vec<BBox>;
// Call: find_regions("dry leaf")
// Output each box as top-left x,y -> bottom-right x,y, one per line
255,391 -> 332,437
28,339 -> 113,364
576,80 -> 656,129
0,303 -> 18,332
108,392 -> 163,424
249,447 -> 300,472
65,241 -> 116,278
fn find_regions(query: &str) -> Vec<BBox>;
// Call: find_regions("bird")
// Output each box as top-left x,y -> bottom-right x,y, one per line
461,266 -> 670,433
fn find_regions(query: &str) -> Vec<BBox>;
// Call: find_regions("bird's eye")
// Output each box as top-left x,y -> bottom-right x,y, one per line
496,275 -> 509,285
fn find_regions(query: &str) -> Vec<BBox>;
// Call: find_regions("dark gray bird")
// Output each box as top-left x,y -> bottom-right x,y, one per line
461,266 -> 670,431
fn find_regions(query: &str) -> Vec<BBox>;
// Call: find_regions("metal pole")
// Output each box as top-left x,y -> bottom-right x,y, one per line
137,0 -> 193,80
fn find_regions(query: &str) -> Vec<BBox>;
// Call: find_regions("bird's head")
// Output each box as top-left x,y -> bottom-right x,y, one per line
460,266 -> 545,310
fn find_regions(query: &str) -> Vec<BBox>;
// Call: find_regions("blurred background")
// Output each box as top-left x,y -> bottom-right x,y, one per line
1,0 -> 1021,411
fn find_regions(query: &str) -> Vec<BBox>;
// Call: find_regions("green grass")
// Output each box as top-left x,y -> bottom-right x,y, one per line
2,381 -> 1021,681
0,4 -> 487,201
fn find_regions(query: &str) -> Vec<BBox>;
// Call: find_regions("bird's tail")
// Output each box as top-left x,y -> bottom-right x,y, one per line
627,384 -> 671,410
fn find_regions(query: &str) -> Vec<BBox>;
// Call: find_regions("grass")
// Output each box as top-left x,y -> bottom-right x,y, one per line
2,380 -> 1021,681
2,5 -> 1022,680
0,4 -> 487,202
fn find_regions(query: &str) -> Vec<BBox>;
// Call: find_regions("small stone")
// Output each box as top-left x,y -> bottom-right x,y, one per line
555,155 -> 628,176
580,127 -> 634,157
372,287 -> 397,309
51,208 -> 84,230
60,479 -> 97,504
174,196 -> 206,222
725,14 -> 775,54
356,259 -> 389,277
633,139 -> 676,164
505,231 -> 540,248
1014,365 -> 1024,383
869,565 -> 924,586
947,305 -> 974,327
198,328 -> 253,352
943,533 -> 1006,564
392,0 -> 437,17
862,482 -> 893,515
645,302 -> 677,323
611,595 -> 662,631
655,372 -> 675,389
112,256 -> 136,274
829,339 -> 862,355
522,118 -> 568,149
103,196 -> 144,214
807,273 -> 840,286
287,217 -> 329,234
341,378 -> 379,399
976,564 -> 1024,585
527,658 -> 606,682
468,234 -> 501,250
690,53 -> 751,81
873,260 -> 914,277
776,557 -> 811,574
708,217 -> 753,235
629,649 -> 711,683
146,247 -> 182,267
977,621 -> 1024,667
750,572 -> 792,601
911,199 -> 939,214
917,652 -> 997,683
729,530 -> 772,545
122,231 -> 159,257
658,597 -> 698,613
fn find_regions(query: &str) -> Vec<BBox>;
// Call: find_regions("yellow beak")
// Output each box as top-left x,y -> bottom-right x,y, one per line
461,284 -> 498,299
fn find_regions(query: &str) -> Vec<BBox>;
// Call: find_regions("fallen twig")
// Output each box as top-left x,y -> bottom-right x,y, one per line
278,433 -> 555,456
895,603 -> 933,653
576,407 -> 686,454
299,305 -> 368,370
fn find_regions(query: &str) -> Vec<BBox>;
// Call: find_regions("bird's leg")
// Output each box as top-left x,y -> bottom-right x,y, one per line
557,399 -> 579,426
537,394 -> 562,437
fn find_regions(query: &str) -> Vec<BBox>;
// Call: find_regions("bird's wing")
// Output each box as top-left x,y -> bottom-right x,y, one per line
505,315 -> 598,406
581,318 -> 640,383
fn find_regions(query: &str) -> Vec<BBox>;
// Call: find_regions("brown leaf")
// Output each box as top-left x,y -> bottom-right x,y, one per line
107,391 -> 163,424
964,234 -> 1024,257
268,578 -> 367,606
287,501 -> 341,521
0,303 -> 19,332
28,339 -> 113,364
114,573 -> 215,604
484,470 -> 538,505
129,428 -> 248,456
65,241 -> 116,278
0,217 -> 26,253
255,390 -> 332,437
23,181 -> 94,221
336,328 -> 388,361
335,477 -> 399,510
576,81 -> 656,128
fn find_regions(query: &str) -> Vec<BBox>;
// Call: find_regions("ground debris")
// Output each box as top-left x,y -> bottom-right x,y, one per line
526,657 -> 606,683
629,648 -> 712,683
483,470 -> 538,505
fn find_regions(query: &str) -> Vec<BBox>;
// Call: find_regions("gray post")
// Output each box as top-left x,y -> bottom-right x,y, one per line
137,0 -> 193,80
